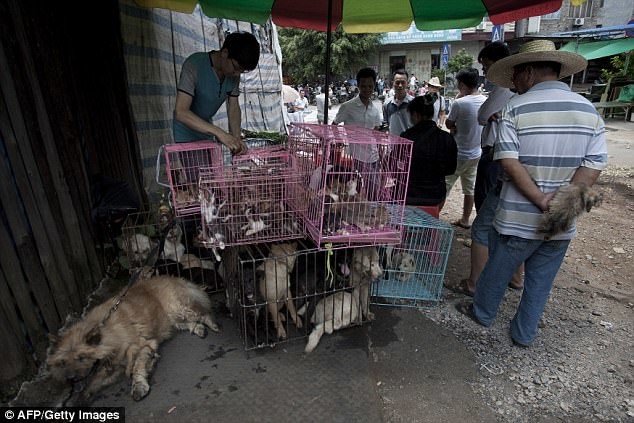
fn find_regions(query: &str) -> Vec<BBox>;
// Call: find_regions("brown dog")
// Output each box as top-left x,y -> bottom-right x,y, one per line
538,184 -> 602,238
46,276 -> 219,404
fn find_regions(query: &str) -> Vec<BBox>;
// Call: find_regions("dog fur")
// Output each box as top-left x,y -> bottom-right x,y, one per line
257,242 -> 302,340
538,184 -> 602,238
300,290 -> 360,353
46,276 -> 219,404
349,247 -> 383,321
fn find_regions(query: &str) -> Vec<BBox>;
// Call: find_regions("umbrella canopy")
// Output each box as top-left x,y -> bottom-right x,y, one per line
282,84 -> 300,103
135,0 -> 566,32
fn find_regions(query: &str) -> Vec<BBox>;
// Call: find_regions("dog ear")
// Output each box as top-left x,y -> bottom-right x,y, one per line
85,327 -> 102,346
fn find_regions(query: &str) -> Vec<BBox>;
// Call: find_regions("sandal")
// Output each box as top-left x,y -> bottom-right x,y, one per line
447,278 -> 475,297
455,301 -> 486,326
452,220 -> 471,229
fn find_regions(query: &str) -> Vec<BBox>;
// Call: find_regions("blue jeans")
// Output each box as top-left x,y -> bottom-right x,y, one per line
470,188 -> 498,246
473,230 -> 570,346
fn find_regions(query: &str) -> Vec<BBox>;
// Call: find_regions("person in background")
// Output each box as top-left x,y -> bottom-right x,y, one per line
450,42 -> 522,297
315,85 -> 330,124
333,67 -> 383,198
426,77 -> 446,127
456,40 -> 607,347
401,95 -> 457,208
383,68 -> 414,136
291,89 -> 309,122
445,68 -> 487,229
173,31 -> 260,155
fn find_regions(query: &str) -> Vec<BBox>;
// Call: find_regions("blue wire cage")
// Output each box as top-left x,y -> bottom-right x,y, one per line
372,206 -> 454,307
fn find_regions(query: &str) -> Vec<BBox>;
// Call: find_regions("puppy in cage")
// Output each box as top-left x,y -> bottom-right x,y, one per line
257,242 -> 303,340
299,246 -> 383,353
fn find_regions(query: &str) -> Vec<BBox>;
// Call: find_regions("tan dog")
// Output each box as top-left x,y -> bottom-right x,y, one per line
538,184 -> 602,238
257,242 -> 301,339
349,247 -> 383,321
47,276 -> 219,404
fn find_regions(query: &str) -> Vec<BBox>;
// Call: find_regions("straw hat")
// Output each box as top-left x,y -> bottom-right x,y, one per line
427,77 -> 443,88
486,40 -> 587,89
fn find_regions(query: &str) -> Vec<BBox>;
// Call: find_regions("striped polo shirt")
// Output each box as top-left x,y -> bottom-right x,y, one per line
493,81 -> 607,240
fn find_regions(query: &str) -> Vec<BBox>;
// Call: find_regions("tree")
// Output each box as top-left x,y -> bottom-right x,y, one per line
600,53 -> 634,83
278,27 -> 382,83
446,48 -> 475,74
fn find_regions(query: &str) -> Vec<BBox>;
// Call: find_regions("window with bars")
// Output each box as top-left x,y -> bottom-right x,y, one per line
569,0 -> 594,18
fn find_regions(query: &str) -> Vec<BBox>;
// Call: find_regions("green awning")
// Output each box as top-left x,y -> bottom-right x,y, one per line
560,38 -> 634,60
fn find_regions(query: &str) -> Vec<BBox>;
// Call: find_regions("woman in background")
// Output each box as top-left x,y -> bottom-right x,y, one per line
401,94 -> 458,209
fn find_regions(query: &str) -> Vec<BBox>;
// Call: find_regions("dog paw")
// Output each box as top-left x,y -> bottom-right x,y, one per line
294,318 -> 303,329
192,324 -> 207,338
276,326 -> 287,340
208,322 -> 221,333
131,380 -> 150,401
366,311 -> 376,321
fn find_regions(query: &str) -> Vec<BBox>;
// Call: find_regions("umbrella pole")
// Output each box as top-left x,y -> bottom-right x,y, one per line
324,0 -> 333,124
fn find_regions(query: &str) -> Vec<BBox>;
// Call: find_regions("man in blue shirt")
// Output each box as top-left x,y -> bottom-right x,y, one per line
173,32 -> 260,155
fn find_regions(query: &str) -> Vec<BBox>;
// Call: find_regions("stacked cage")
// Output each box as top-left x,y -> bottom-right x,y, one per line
288,123 -> 413,249
198,145 -> 305,247
163,141 -> 223,217
224,239 -> 384,351
119,210 -> 225,293
372,206 -> 454,306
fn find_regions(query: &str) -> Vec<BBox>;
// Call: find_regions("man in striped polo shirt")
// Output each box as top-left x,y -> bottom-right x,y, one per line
455,40 -> 608,347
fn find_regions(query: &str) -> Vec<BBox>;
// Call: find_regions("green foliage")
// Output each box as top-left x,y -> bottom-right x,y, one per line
278,27 -> 383,83
600,53 -> 634,82
446,48 -> 475,74
431,69 -> 446,84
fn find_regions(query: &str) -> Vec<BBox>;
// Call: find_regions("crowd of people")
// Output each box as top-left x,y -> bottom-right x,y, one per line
172,33 -> 607,349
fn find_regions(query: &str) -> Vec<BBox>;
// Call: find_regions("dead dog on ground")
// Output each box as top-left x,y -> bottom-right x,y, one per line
46,275 -> 220,404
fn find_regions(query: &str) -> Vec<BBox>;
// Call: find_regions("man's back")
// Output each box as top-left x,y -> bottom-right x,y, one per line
447,94 -> 487,159
494,80 -> 607,240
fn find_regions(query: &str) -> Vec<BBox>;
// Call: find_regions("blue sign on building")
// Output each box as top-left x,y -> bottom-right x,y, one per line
382,23 -> 462,44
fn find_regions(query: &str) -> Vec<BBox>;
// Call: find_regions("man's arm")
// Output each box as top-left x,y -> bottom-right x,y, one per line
445,119 -> 456,131
500,158 -> 553,211
174,91 -> 246,154
570,166 -> 602,187
227,96 -> 247,154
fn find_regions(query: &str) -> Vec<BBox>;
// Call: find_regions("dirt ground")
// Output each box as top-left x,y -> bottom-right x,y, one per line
434,121 -> 634,421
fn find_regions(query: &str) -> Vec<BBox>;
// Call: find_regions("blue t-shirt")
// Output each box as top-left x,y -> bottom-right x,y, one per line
173,52 -> 240,143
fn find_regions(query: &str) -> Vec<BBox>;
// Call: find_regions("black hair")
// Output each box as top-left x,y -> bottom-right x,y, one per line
222,32 -> 260,71
478,42 -> 510,63
456,67 -> 480,89
357,67 -> 377,83
392,67 -> 409,78
514,61 -> 562,77
407,94 -> 437,120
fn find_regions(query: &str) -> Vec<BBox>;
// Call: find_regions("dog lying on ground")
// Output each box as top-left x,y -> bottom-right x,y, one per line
46,276 -> 219,404
538,184 -> 602,238
299,289 -> 360,354
257,242 -> 302,340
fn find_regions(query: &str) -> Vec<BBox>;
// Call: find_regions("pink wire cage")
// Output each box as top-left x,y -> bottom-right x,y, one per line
164,141 -> 223,217
199,145 -> 305,248
288,123 -> 413,249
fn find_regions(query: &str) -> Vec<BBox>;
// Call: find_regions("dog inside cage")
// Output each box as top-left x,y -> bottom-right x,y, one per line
119,211 -> 225,293
225,240 -> 384,351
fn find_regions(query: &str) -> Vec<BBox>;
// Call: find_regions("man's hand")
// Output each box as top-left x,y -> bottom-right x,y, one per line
217,131 -> 247,155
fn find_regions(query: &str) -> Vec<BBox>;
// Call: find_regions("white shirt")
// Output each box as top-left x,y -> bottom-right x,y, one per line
333,95 -> 382,163
316,93 -> 327,123
447,93 -> 487,160
293,96 -> 308,111
478,84 -> 514,148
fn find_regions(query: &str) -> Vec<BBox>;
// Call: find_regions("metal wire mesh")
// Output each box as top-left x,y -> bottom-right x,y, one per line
224,239 -> 381,351
199,145 -> 305,247
288,123 -> 413,249
164,141 -> 223,217
120,210 -> 225,293
372,206 -> 454,307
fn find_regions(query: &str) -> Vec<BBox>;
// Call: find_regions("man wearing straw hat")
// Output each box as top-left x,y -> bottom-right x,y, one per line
455,40 -> 608,347
426,77 -> 446,127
